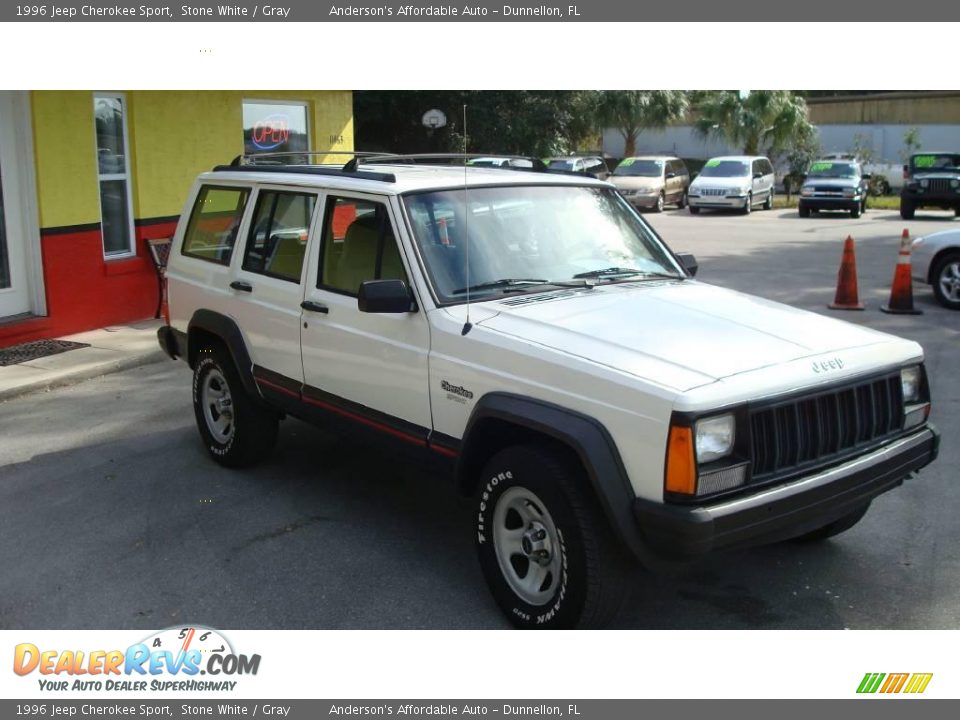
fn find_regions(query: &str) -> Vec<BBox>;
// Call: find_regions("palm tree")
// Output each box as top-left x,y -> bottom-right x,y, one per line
595,91 -> 689,157
693,91 -> 815,156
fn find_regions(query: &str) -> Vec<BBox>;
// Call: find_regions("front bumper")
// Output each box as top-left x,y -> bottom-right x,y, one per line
620,193 -> 660,208
634,424 -> 939,560
901,191 -> 960,208
688,194 -> 748,209
800,196 -> 861,211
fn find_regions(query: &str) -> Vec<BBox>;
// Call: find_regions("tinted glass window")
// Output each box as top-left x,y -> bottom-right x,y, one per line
182,186 -> 250,265
699,160 -> 750,178
319,197 -> 407,295
614,159 -> 663,177
242,191 -> 316,282
911,154 -> 960,172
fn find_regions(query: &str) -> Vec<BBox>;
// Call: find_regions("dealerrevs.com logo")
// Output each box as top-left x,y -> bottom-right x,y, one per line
857,672 -> 933,694
13,626 -> 261,692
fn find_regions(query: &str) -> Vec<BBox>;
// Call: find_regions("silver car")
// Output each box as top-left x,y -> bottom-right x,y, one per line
912,229 -> 960,309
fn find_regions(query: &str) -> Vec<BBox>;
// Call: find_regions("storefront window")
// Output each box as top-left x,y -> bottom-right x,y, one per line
242,101 -> 309,163
94,93 -> 135,256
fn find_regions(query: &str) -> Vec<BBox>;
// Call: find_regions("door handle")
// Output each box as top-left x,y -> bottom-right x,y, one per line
230,280 -> 253,292
301,300 -> 329,314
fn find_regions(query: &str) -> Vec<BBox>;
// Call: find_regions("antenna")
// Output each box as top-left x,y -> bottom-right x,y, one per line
461,104 -> 472,336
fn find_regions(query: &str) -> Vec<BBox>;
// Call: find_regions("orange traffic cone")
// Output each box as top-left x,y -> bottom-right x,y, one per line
828,235 -> 865,310
881,229 -> 923,315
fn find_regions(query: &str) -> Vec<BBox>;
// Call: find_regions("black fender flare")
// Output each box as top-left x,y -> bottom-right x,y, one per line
187,309 -> 261,400
456,392 -> 659,567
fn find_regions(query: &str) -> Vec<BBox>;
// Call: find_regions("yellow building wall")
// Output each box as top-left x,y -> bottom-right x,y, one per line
31,90 -> 354,227
31,91 -> 101,228
808,92 -> 960,125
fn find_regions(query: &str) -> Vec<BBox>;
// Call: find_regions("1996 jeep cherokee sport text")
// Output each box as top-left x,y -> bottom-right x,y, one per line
158,155 -> 939,628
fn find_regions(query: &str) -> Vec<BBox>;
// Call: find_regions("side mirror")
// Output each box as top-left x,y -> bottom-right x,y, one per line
862,173 -> 872,180
358,279 -> 415,313
676,252 -> 698,278
753,172 -> 764,179
666,172 -> 677,179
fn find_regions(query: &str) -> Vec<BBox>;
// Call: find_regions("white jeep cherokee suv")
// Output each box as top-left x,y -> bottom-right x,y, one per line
159,153 -> 939,629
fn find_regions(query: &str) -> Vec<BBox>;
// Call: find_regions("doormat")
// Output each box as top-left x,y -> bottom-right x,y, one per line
0,339 -> 90,367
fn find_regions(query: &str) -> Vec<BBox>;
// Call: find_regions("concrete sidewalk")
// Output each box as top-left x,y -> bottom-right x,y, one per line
0,320 -> 168,402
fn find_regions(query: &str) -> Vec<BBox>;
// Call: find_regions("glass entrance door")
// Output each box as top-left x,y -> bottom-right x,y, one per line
0,91 -> 32,319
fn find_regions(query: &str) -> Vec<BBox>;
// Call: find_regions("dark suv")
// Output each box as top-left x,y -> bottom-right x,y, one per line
900,152 -> 960,219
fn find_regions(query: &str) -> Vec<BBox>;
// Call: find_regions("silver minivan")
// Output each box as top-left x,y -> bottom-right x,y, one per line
688,155 -> 775,214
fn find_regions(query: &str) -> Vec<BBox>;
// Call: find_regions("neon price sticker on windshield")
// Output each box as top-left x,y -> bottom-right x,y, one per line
619,158 -> 635,166
810,162 -> 833,172
705,159 -> 721,167
914,155 -> 937,168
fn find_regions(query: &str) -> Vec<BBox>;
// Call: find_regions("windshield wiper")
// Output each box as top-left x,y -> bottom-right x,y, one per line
452,278 -> 550,295
573,266 -> 645,279
573,267 -> 684,282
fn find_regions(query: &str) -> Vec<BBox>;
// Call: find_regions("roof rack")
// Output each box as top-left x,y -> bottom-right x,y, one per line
342,153 -> 548,173
214,151 -> 400,183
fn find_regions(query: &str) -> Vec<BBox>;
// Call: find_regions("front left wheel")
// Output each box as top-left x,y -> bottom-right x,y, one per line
192,345 -> 279,467
475,444 -> 632,629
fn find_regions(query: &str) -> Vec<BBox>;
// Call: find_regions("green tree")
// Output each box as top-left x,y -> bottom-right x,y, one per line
693,90 -> 816,157
352,91 -> 597,158
900,127 -> 922,163
594,91 -> 689,157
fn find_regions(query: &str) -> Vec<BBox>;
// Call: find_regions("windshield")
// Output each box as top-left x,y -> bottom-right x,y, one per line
698,160 -> 749,178
807,161 -> 859,178
614,159 -> 663,177
402,186 -> 681,303
911,154 -> 960,172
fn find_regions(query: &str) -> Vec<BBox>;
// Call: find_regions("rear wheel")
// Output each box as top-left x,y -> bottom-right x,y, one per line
932,251 -> 960,309
475,444 -> 632,629
192,345 -> 279,467
792,504 -> 871,542
676,191 -> 687,209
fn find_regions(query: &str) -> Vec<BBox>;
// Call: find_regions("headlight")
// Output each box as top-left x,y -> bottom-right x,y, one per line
901,366 -> 921,403
920,179 -> 929,188
800,186 -> 814,196
843,187 -> 857,197
740,186 -> 751,195
695,414 -> 735,464
637,188 -> 658,195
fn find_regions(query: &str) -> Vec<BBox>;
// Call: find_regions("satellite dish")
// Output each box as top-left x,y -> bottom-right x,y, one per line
422,109 -> 447,129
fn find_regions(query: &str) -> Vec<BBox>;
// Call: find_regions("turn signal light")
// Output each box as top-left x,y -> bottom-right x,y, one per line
665,425 -> 696,495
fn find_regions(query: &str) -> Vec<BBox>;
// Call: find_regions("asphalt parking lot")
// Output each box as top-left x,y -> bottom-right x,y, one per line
1,206 -> 957,630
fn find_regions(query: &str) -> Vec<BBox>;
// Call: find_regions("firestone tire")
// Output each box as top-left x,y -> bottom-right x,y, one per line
791,503 -> 871,542
192,345 -> 279,468
475,444 -> 632,629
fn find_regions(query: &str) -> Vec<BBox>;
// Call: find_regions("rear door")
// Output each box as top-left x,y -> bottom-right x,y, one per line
229,185 -> 320,383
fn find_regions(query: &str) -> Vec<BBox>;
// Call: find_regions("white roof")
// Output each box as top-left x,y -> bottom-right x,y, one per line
706,155 -> 767,162
198,163 -> 610,195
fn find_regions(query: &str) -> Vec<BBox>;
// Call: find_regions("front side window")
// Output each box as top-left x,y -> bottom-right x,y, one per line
403,185 -> 681,304
181,186 -> 250,265
319,197 -> 407,295
242,191 -> 315,282
242,100 -> 310,163
93,93 -> 135,256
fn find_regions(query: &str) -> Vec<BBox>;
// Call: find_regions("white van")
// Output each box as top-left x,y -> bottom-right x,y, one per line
688,155 -> 776,214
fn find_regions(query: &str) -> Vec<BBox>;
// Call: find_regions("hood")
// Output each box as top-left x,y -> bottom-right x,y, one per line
476,281 -> 896,392
610,175 -> 663,191
691,176 -> 749,190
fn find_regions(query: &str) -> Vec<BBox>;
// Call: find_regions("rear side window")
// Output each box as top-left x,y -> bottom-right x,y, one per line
242,190 -> 316,283
181,185 -> 250,265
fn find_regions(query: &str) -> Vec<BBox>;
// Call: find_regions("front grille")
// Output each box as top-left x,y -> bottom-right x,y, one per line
814,186 -> 846,194
749,374 -> 904,481
699,188 -> 728,196
926,178 -> 953,193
